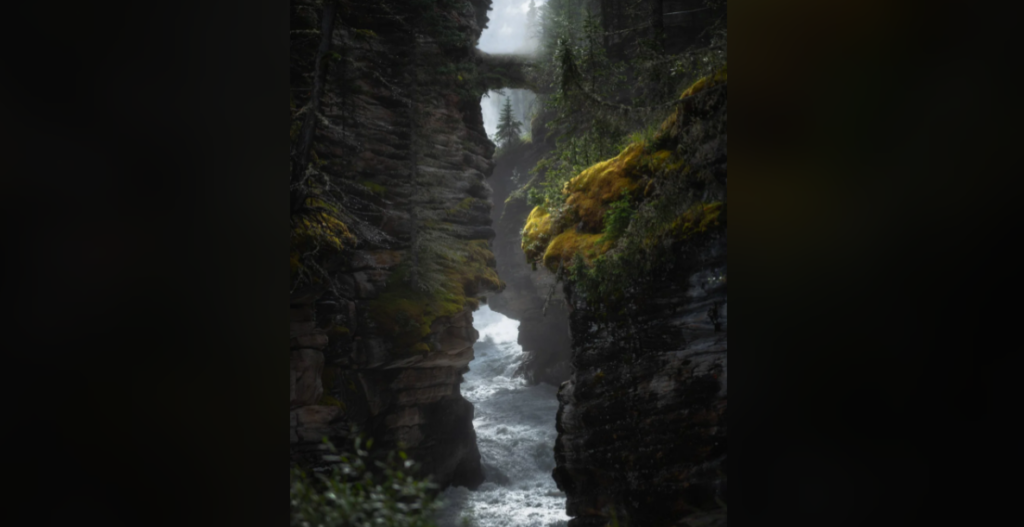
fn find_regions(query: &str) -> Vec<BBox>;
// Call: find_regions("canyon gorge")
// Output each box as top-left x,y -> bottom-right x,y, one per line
289,1 -> 726,526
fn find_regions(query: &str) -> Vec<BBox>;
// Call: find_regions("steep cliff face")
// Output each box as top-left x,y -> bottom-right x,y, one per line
486,113 -> 575,387
553,237 -> 727,527
288,0 -> 503,489
523,72 -> 728,526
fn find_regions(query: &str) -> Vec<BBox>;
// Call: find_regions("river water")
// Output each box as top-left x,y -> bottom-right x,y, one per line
434,305 -> 570,527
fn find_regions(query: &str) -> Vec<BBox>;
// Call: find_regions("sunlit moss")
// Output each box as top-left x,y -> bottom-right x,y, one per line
520,68 -> 727,274
542,231 -> 613,271
563,143 -> 644,231
522,206 -> 557,262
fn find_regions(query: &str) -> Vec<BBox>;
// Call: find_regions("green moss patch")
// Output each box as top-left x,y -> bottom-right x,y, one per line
543,231 -> 613,271
520,69 -> 727,274
368,239 -> 503,354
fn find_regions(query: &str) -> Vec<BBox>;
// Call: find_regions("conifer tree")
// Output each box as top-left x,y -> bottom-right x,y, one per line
526,0 -> 538,43
495,97 -> 523,148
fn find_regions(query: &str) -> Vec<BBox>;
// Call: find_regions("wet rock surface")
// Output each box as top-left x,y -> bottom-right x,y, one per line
487,135 -> 574,388
288,0 -> 500,490
553,235 -> 727,527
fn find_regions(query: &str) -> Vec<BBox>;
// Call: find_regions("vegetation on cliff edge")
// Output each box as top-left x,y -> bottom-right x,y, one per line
291,437 -> 439,527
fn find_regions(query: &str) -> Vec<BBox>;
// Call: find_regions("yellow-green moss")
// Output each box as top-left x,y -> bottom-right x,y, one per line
292,200 -> 354,252
368,284 -> 460,351
670,202 -> 725,240
520,68 -> 727,275
563,143 -> 644,231
368,239 -> 503,354
542,231 -> 613,271
522,206 -> 556,261
521,142 -> 661,269
656,66 -> 728,142
291,196 -> 355,281
679,66 -> 727,100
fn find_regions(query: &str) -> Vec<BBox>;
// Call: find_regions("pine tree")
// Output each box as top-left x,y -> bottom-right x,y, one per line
495,97 -> 523,148
526,0 -> 538,43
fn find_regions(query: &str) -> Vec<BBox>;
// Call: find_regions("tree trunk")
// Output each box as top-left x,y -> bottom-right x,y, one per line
291,1 -> 337,215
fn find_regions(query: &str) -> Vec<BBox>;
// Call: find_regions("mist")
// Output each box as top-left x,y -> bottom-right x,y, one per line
477,0 -> 542,55
478,0 -> 543,140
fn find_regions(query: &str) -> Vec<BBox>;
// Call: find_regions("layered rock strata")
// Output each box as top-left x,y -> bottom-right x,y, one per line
288,0 -> 504,489
535,74 -> 729,526
486,124 -> 574,387
552,236 -> 727,527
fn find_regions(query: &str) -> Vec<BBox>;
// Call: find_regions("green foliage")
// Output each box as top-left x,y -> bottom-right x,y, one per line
290,437 -> 439,527
526,186 -> 546,209
369,238 -> 500,354
600,190 -> 636,243
496,98 -> 523,148
551,67 -> 728,340
524,0 -> 728,215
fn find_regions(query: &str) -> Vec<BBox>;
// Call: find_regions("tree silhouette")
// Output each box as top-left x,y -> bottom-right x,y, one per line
495,97 -> 523,148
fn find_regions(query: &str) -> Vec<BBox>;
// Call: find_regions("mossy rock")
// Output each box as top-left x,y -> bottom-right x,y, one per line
670,202 -> 725,241
519,69 -> 727,275
563,143 -> 644,232
522,206 -> 556,262
367,239 -> 502,355
542,231 -> 613,272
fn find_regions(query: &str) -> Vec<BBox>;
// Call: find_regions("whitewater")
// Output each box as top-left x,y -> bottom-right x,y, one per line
434,304 -> 570,527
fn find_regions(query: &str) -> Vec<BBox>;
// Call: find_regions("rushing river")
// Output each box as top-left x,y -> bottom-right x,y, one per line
434,305 -> 570,527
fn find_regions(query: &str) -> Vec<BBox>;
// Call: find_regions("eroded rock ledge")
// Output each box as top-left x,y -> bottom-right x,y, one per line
527,73 -> 729,526
486,120 -> 574,387
288,0 -> 502,489
553,237 -> 727,527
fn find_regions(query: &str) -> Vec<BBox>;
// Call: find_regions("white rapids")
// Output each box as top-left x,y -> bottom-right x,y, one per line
434,305 -> 570,527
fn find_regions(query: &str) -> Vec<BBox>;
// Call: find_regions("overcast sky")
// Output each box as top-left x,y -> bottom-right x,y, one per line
477,0 -> 543,54
479,0 -> 543,139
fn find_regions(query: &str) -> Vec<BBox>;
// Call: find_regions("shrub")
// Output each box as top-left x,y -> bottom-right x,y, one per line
290,437 -> 440,527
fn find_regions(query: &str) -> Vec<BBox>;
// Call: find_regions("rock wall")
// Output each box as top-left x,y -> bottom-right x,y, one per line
552,236 -> 727,527
288,0 -> 501,489
485,113 -> 575,387
536,73 -> 729,526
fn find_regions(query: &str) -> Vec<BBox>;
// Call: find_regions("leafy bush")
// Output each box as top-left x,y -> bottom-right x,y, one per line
290,437 -> 440,527
600,190 -> 636,243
